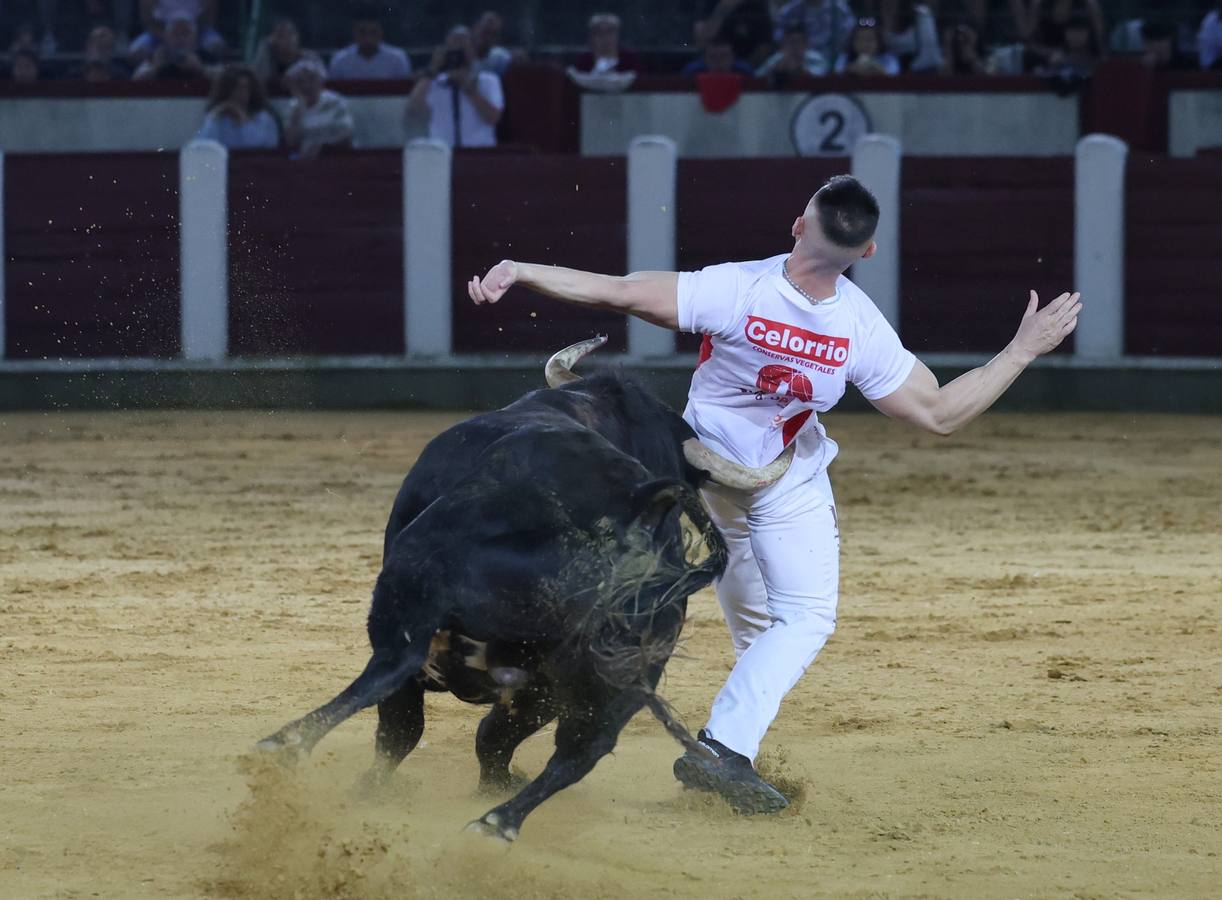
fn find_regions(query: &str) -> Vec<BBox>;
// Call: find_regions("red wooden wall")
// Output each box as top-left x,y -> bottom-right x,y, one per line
900,157 -> 1075,354
4,151 -> 1220,361
449,152 -> 627,353
4,153 -> 179,359
1125,154 -> 1222,356
227,151 -> 403,356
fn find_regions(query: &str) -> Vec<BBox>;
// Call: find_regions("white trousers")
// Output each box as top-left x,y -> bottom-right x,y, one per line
701,465 -> 839,762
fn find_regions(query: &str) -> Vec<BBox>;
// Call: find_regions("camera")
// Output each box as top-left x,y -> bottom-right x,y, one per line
439,48 -> 468,72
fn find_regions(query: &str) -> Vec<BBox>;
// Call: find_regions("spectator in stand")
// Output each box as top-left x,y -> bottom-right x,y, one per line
85,0 -> 138,48
573,13 -> 640,74
774,0 -> 857,66
251,19 -> 322,92
73,26 -> 132,80
130,0 -> 224,63
682,31 -> 756,76
196,64 -> 280,149
1035,14 -> 1100,79
835,17 -> 901,74
132,14 -> 209,80
696,0 -> 777,69
879,0 -> 943,72
11,48 -> 40,82
9,23 -> 39,56
284,58 -> 355,159
471,10 -> 513,75
756,24 -> 829,79
1139,21 -> 1194,71
328,13 -> 411,80
1200,2 -> 1222,70
940,20 -> 987,74
1009,0 -> 1105,69
406,26 -> 504,149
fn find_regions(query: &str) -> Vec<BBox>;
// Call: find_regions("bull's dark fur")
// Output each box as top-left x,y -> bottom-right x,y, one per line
258,371 -> 728,841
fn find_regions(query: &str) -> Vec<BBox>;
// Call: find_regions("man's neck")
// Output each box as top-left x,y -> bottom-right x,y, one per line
784,253 -> 842,303
358,44 -> 379,59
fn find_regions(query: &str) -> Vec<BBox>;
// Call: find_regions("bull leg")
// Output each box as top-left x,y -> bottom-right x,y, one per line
474,686 -> 557,794
467,690 -> 644,842
257,645 -> 427,758
355,680 -> 426,795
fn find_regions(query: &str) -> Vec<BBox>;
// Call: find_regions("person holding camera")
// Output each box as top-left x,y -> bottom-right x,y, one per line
406,26 -> 504,149
132,14 -> 209,80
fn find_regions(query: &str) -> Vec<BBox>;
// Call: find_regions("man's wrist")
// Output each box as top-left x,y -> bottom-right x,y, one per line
1003,342 -> 1036,368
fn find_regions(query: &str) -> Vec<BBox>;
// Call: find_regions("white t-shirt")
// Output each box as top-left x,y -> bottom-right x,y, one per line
328,43 -> 412,80
678,253 -> 916,474
425,72 -> 503,148
289,90 -> 355,155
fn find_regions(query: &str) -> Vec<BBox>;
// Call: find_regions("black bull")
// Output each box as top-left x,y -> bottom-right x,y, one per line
256,339 -> 791,841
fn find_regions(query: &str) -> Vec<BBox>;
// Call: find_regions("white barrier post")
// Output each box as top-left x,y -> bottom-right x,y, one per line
1074,134 -> 1128,361
404,139 -> 452,358
0,150 -> 5,360
179,139 -> 228,361
627,135 -> 677,358
850,134 -> 902,332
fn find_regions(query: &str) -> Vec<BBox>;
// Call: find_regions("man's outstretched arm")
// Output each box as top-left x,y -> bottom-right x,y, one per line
871,290 -> 1082,436
468,260 -> 679,330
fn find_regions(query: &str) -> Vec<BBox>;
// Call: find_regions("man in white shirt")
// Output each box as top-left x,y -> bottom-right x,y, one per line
467,176 -> 1081,812
328,15 -> 412,80
406,27 -> 504,149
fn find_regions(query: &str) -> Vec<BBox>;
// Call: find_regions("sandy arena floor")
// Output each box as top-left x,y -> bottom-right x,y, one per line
1,408 -> 1219,899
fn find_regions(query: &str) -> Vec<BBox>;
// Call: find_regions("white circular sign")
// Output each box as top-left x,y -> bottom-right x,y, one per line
791,94 -> 872,157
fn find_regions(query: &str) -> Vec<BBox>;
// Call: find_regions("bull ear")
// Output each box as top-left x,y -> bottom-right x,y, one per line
629,479 -> 686,539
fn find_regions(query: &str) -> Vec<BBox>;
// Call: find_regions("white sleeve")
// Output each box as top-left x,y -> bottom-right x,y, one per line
480,72 -> 504,111
911,7 -> 944,72
849,307 -> 917,400
675,262 -> 745,337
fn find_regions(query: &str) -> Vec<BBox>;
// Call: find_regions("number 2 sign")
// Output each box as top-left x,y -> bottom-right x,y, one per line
791,94 -> 872,157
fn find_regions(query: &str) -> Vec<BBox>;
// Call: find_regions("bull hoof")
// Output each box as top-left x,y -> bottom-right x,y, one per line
254,730 -> 306,764
464,812 -> 519,844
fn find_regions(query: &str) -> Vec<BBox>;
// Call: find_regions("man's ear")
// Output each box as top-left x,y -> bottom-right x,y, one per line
791,216 -> 805,239
861,240 -> 877,259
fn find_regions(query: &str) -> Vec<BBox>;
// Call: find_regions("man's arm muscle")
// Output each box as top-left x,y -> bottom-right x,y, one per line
468,260 -> 679,330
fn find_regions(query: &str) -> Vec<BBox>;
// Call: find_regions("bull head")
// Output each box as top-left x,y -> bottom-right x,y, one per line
544,337 -> 795,491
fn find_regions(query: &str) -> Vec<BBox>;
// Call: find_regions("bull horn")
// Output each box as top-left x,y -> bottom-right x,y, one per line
683,439 -> 795,491
545,335 -> 608,387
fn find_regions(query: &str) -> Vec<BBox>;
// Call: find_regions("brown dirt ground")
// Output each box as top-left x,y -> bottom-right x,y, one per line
1,409 -> 1219,900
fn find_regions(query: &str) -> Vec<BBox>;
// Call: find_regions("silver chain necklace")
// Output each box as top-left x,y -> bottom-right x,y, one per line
782,258 -> 824,306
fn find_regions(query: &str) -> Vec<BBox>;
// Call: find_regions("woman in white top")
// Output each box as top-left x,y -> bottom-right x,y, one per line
284,58 -> 356,160
196,64 -> 280,150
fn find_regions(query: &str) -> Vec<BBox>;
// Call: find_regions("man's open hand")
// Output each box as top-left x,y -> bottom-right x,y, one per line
469,260 -> 519,304
1010,290 -> 1082,364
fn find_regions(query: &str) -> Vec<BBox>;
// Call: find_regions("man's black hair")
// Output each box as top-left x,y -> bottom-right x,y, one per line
813,175 -> 880,248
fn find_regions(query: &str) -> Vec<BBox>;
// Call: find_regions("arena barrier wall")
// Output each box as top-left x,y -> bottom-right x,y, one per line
0,137 -> 1218,411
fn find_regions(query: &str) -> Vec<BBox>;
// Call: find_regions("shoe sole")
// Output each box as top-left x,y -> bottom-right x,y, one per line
673,755 -> 789,814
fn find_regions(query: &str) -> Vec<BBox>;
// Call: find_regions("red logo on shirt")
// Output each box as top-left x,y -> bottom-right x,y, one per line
756,364 -> 813,402
745,316 -> 849,367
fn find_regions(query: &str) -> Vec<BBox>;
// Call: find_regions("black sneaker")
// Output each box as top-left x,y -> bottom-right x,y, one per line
673,730 -> 789,814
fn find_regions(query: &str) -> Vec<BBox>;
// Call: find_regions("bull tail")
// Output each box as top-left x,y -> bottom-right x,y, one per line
256,641 -> 429,759
640,691 -> 716,760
